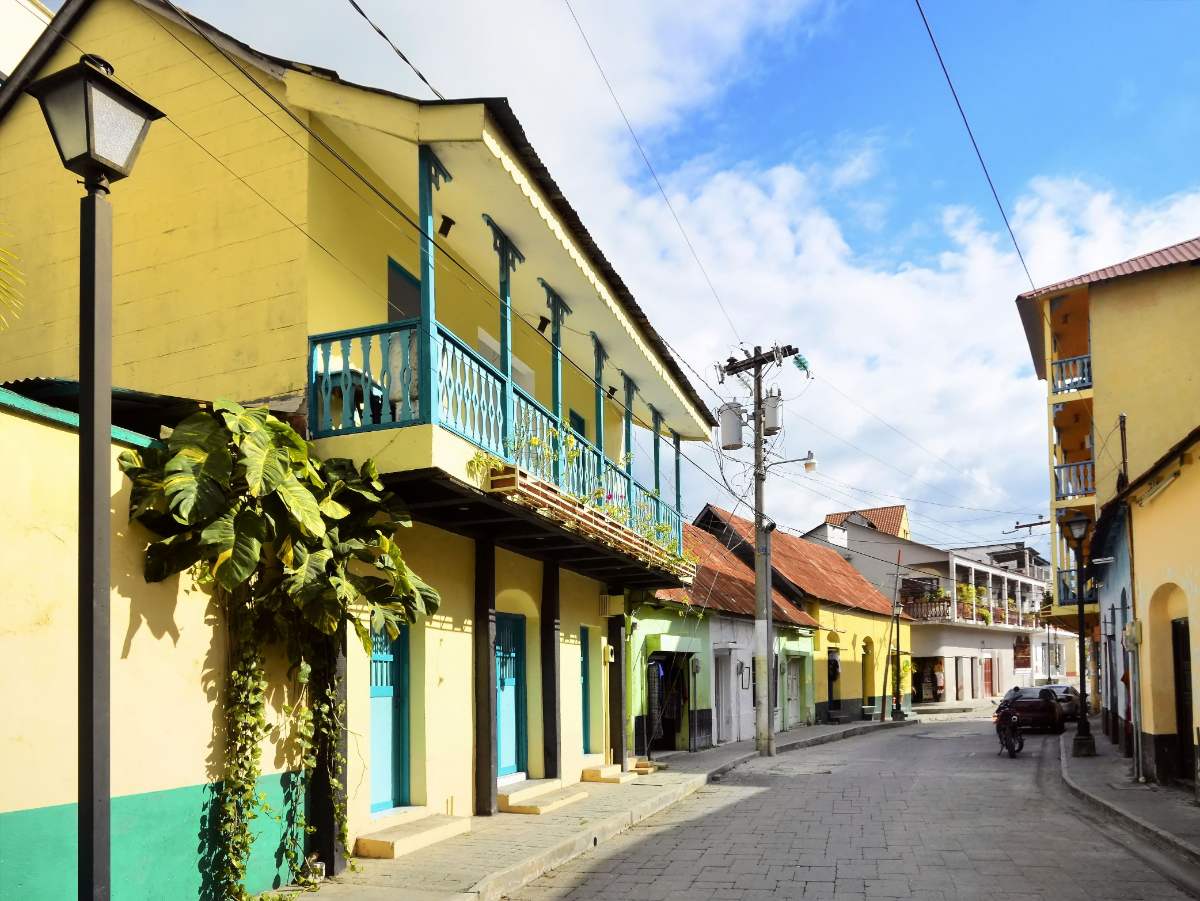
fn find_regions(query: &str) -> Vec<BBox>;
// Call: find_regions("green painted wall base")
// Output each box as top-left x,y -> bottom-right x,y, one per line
0,771 -> 302,900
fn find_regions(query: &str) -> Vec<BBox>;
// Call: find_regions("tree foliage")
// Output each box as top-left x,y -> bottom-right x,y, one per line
119,399 -> 439,651
120,400 -> 440,896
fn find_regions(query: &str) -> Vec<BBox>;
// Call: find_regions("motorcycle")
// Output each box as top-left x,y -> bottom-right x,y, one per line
996,711 -> 1024,758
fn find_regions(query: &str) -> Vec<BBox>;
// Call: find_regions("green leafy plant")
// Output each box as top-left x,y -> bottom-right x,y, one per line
466,450 -> 506,486
120,400 -> 440,898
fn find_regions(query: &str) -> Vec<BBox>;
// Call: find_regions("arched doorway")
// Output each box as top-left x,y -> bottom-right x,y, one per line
1146,582 -> 1192,783
861,638 -> 875,709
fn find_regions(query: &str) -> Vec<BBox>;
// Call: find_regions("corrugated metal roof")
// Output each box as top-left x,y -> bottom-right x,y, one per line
824,505 -> 907,538
704,506 -> 898,618
657,524 -> 817,628
1017,236 -> 1200,300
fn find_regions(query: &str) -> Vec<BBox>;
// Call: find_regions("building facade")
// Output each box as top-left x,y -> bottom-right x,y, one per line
1015,236 -> 1200,790
698,506 -> 911,724
0,0 -> 715,890
807,515 -> 1046,703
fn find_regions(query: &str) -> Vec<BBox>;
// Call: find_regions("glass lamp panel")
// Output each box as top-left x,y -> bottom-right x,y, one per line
87,81 -> 148,172
40,78 -> 88,164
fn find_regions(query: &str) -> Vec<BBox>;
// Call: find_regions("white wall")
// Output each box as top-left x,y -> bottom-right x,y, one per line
909,623 -> 1033,698
0,0 -> 49,79
709,614 -> 756,743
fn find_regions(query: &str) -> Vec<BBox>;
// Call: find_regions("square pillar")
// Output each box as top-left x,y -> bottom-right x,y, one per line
483,214 -> 524,458
608,613 -> 628,770
592,334 -> 607,463
540,280 -> 571,485
672,431 -> 683,552
541,561 -> 561,779
417,146 -> 450,425
474,538 -> 497,815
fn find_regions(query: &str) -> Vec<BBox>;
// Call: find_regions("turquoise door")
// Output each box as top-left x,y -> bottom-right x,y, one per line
495,613 -> 527,777
370,626 -> 409,811
580,627 -> 591,752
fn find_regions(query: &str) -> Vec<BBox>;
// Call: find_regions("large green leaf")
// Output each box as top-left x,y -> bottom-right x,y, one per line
239,424 -> 291,497
284,545 -> 331,596
214,399 -> 270,438
163,444 -> 232,526
275,473 -> 326,538
204,508 -> 265,590
168,412 -> 227,457
144,532 -> 204,582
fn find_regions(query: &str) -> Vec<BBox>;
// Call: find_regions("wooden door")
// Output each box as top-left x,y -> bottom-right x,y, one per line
370,626 -> 409,811
1172,618 -> 1193,781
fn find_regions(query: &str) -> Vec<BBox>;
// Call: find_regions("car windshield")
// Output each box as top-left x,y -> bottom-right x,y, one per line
1012,688 -> 1048,700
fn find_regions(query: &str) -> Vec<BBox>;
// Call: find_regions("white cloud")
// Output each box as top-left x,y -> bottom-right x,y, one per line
179,0 -> 1199,552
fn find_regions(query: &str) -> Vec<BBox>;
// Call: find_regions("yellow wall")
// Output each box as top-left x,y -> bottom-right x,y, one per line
0,0 -> 310,403
811,604 -> 911,706
1130,450 -> 1200,736
1090,267 -> 1200,508
559,570 -> 609,775
0,409 -> 297,815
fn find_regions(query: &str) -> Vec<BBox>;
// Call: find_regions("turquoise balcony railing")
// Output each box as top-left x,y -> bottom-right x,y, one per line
309,320 -> 684,555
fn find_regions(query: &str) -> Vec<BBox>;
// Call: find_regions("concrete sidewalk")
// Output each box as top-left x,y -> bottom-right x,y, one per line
1058,721 -> 1200,872
302,719 -> 917,901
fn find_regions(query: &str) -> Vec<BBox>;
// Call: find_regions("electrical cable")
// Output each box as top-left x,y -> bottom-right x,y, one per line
343,0 -> 446,100
560,0 -> 743,345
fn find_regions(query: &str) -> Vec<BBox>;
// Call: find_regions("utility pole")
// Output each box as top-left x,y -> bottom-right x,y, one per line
720,344 -> 798,756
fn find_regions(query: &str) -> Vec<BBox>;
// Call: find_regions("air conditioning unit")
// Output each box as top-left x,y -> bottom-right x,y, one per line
600,593 -> 624,618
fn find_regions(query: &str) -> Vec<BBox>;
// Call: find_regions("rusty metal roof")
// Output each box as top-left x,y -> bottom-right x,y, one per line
702,506 -> 898,618
1017,235 -> 1200,301
824,505 -> 907,538
657,524 -> 817,628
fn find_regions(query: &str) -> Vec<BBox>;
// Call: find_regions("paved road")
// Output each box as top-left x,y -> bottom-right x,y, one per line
508,720 -> 1190,900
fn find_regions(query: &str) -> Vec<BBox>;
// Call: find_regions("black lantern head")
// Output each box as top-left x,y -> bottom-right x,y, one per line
26,55 -> 164,186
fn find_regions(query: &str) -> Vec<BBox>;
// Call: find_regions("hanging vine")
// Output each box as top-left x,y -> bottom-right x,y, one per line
120,400 -> 440,898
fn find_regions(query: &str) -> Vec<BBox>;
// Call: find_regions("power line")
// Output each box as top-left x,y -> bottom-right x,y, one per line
343,0 -> 446,100
561,0 -> 743,345
913,0 -> 1035,291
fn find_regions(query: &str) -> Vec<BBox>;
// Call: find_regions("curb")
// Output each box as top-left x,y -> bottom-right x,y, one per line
1057,734 -> 1200,872
469,718 -> 917,900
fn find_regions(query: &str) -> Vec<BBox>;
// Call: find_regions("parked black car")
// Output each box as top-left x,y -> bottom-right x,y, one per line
994,687 -> 1064,734
1045,683 -> 1081,721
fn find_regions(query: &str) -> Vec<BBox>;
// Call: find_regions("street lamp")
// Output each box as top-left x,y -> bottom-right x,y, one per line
1062,510 -> 1096,757
26,55 -> 163,899
891,599 -> 907,721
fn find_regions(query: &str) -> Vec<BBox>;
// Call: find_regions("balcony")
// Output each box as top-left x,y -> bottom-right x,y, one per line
307,318 -> 686,571
1057,568 -> 1096,606
1051,354 -> 1092,394
1054,460 -> 1095,500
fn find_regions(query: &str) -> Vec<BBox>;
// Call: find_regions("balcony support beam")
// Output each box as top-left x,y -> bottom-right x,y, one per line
622,374 -> 636,527
673,431 -> 683,552
418,146 -> 451,426
540,279 -> 572,483
483,214 -> 525,460
592,334 -> 607,459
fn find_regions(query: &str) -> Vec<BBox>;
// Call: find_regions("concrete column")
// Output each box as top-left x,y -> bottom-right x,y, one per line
540,561 -> 561,780
608,614 -> 628,770
474,539 -> 497,815
949,560 -> 957,622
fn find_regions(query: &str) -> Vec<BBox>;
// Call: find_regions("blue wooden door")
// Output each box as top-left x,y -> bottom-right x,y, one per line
370,626 -> 409,811
495,613 -> 527,777
580,627 -> 591,752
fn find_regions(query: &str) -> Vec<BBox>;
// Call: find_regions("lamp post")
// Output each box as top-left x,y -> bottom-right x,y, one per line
891,599 -> 907,720
1062,510 -> 1096,757
26,55 -> 163,899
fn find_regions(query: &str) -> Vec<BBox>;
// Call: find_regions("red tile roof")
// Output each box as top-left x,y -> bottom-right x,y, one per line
705,506 -> 897,617
658,525 -> 817,628
1017,235 -> 1200,300
824,505 -> 907,537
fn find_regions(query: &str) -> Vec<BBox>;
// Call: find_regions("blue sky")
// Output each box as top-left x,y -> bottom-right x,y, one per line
648,0 -> 1200,271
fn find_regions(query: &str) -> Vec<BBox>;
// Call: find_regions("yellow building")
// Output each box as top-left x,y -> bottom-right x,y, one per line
1015,236 -> 1200,788
695,506 -> 912,722
0,0 -> 714,891
0,387 -> 304,897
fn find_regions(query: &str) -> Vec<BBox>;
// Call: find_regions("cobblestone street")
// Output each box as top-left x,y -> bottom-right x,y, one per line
509,721 -> 1190,900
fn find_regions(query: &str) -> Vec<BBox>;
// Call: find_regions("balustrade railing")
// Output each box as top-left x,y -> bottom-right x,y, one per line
310,320 -> 685,557
309,320 -> 421,437
1054,460 -> 1095,499
902,599 -> 953,621
1051,354 -> 1092,394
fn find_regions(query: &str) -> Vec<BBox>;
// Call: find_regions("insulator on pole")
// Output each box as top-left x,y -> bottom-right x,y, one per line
718,402 -> 744,450
763,388 -> 782,436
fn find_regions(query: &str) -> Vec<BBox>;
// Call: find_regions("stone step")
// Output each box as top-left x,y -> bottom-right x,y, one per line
496,778 -> 563,808
582,764 -> 637,784
354,813 -> 470,859
500,784 -> 589,815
